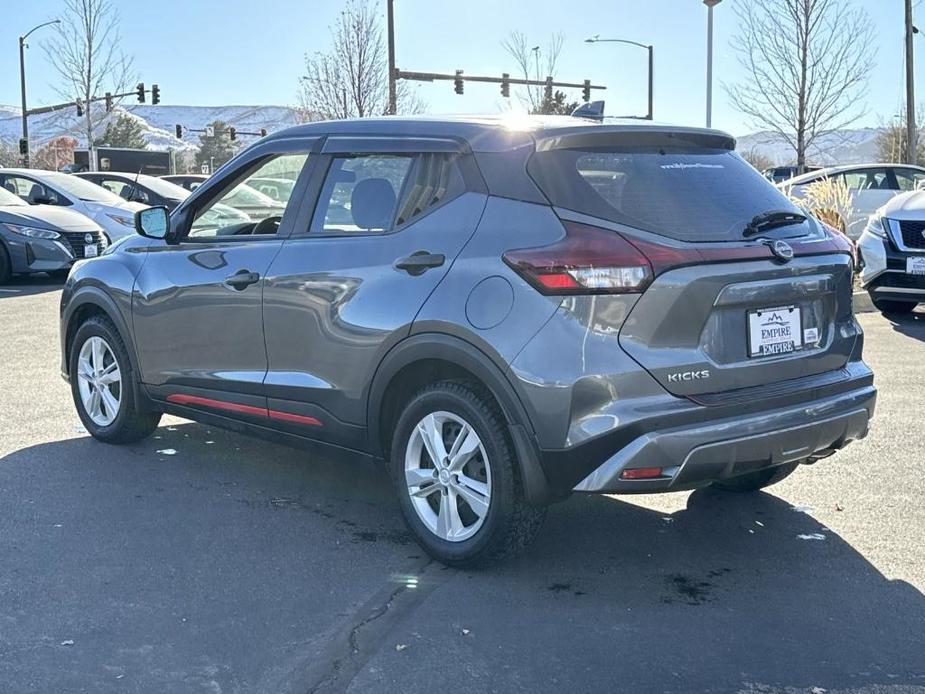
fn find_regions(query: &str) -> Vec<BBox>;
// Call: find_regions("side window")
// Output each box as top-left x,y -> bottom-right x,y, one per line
394,153 -> 466,226
893,168 -> 925,191
311,155 -> 414,233
843,168 -> 891,191
188,153 -> 309,239
99,179 -> 130,199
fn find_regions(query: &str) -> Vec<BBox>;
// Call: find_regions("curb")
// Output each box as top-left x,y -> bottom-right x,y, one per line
853,290 -> 876,314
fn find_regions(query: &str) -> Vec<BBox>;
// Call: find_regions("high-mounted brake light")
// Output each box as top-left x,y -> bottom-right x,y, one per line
502,221 -> 653,295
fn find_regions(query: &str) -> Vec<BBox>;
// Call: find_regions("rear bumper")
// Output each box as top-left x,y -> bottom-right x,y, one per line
569,381 -> 875,494
540,370 -> 877,496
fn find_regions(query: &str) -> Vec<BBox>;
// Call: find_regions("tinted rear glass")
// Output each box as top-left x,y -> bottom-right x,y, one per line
529,147 -> 812,242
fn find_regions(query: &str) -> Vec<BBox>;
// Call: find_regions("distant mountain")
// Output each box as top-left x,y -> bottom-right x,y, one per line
0,103 -> 304,153
0,104 -> 897,168
735,127 -> 885,166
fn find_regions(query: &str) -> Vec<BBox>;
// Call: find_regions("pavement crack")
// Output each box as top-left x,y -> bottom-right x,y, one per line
301,559 -> 440,694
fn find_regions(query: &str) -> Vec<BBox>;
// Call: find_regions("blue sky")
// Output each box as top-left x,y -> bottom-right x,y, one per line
2,0 -> 922,135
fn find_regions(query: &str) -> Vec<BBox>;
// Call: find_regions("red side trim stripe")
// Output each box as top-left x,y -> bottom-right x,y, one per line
166,394 -> 322,427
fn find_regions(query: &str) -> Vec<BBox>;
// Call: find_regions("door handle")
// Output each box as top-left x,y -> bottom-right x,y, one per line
394,251 -> 445,276
224,270 -> 261,290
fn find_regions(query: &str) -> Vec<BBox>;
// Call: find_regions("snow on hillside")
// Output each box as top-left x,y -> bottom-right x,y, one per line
0,103 -> 303,153
736,127 -> 883,166
0,102 -> 895,168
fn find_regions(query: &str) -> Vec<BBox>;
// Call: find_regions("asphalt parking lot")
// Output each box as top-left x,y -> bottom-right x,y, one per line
0,275 -> 923,694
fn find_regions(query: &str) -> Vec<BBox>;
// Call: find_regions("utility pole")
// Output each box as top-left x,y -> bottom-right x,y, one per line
906,0 -> 917,164
704,0 -> 722,128
387,0 -> 397,115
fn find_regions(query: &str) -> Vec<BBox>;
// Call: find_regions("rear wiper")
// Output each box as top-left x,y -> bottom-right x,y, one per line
743,210 -> 807,237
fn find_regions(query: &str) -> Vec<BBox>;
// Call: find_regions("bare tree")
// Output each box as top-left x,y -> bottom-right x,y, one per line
43,0 -> 134,157
298,0 -> 423,120
726,0 -> 875,172
875,107 -> 925,165
501,31 -> 565,112
740,147 -> 774,172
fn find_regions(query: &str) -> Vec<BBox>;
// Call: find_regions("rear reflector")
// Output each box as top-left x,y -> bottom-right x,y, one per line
502,221 -> 653,295
620,467 -> 664,480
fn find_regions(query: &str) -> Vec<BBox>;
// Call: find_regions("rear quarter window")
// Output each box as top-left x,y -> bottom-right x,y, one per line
529,147 -> 813,242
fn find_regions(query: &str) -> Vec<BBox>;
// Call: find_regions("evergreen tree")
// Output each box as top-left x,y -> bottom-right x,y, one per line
531,90 -> 580,116
196,120 -> 237,172
94,114 -> 147,149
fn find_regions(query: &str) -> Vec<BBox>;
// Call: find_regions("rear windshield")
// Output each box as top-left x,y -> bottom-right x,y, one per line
528,147 -> 812,242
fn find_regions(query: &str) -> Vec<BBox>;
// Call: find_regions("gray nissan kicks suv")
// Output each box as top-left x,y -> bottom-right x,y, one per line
60,116 -> 875,566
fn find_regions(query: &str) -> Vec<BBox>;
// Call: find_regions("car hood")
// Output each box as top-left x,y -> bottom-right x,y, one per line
0,204 -> 102,232
880,190 -> 925,219
83,200 -> 146,217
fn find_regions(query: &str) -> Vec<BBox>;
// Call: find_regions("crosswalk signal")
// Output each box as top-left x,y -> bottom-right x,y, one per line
229,126 -> 237,141
104,92 -> 113,112
501,73 -> 510,98
175,124 -> 183,139
136,82 -> 145,103
582,79 -> 591,103
454,70 -> 464,95
151,84 -> 160,105
76,101 -> 83,117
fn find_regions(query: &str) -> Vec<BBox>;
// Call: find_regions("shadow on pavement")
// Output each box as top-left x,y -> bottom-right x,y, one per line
1,424 -> 923,692
0,273 -> 65,298
883,308 -> 925,341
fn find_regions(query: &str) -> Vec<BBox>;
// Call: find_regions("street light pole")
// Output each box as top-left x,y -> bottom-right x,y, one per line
585,36 -> 654,120
18,19 -> 60,169
704,0 -> 722,128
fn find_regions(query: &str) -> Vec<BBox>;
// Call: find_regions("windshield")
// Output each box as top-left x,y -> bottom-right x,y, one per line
44,173 -> 126,204
137,175 -> 191,200
0,187 -> 28,207
529,147 -> 812,242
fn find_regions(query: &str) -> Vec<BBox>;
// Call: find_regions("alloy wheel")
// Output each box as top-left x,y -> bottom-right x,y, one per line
76,336 -> 122,427
404,411 -> 492,542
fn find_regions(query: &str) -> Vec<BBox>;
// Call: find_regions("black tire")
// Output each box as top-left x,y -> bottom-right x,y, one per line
389,381 -> 546,568
0,244 -> 11,285
712,461 -> 799,493
871,296 -> 917,315
69,315 -> 161,444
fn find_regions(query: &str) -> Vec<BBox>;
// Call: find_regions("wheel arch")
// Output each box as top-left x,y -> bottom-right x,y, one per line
62,287 -> 139,380
367,332 -> 556,505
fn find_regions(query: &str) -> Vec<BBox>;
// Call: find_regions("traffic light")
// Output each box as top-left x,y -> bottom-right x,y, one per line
501,73 -> 510,98
229,126 -> 237,141
136,82 -> 145,103
18,138 -> 28,155
454,70 -> 464,95
175,124 -> 183,139
582,79 -> 591,103
76,101 -> 83,117
259,128 -> 267,137
544,77 -> 553,102
151,84 -> 160,105
104,92 -> 113,112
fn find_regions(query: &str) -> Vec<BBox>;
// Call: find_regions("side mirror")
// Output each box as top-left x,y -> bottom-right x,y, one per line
135,206 -> 170,240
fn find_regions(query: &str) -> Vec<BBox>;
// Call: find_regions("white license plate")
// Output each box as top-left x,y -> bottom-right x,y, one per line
907,256 -> 925,275
84,244 -> 98,258
748,306 -> 802,357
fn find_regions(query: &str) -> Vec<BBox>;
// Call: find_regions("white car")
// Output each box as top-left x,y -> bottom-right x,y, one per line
782,163 -> 925,240
0,169 -> 145,241
857,190 -> 925,314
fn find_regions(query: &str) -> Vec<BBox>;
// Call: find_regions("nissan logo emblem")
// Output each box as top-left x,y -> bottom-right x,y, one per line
84,233 -> 94,244
768,239 -> 794,263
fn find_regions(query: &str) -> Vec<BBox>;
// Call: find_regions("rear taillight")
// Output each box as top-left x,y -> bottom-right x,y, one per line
502,221 -> 653,295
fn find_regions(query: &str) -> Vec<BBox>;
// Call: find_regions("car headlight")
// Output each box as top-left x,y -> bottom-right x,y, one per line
105,213 -> 134,227
2,223 -> 61,240
865,215 -> 888,238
